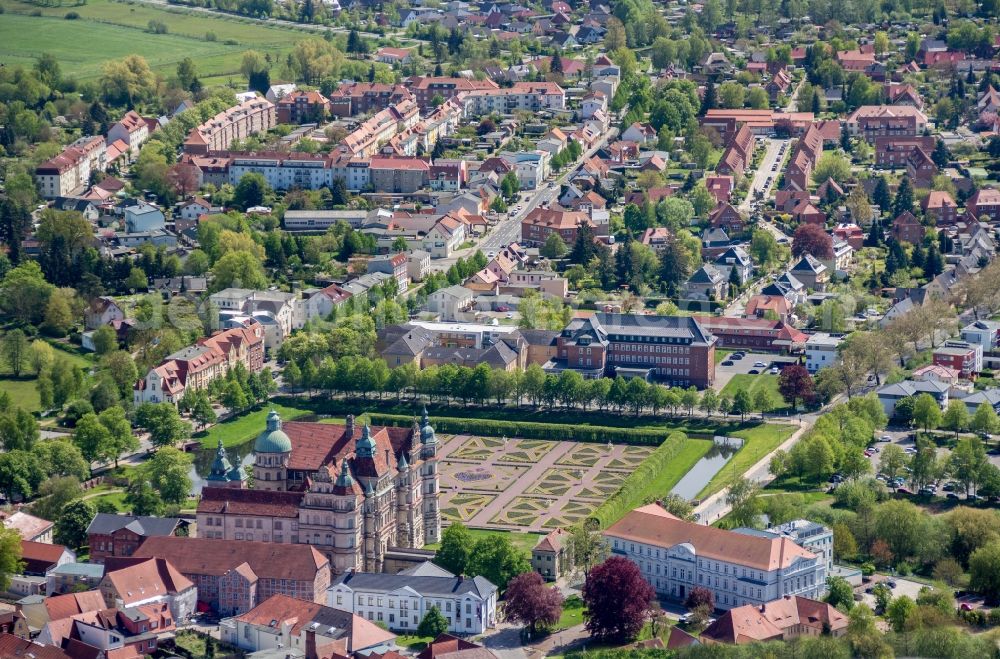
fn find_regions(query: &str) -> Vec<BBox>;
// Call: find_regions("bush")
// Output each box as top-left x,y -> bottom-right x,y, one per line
897,562 -> 914,576
988,608 -> 1000,626
369,413 -> 688,445
65,11 -> 80,18
30,9 -> 42,15
205,31 -> 217,41
861,562 -> 876,577
147,19 -> 168,33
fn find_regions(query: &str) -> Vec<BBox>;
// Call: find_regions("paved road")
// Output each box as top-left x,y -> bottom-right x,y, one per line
478,128 -> 619,254
739,137 -> 788,212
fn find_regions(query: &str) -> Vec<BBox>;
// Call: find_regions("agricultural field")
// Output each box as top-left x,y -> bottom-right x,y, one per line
0,0 -> 313,82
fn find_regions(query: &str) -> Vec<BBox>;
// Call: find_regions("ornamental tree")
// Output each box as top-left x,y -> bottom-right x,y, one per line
502,571 -> 563,633
582,556 -> 654,642
791,223 -> 834,259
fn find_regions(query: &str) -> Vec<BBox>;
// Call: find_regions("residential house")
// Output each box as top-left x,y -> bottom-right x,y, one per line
99,557 -> 197,623
713,246 -> 754,285
427,285 -> 475,321
532,529 -> 572,582
107,111 -> 149,158
3,511 -> 54,543
521,206 -> 592,247
684,264 -> 728,301
966,189 -> 1000,222
275,91 -> 331,124
183,98 -> 276,155
124,202 -> 165,233
0,634 -> 69,659
305,283 -> 352,322
701,596 -> 847,644
845,106 -> 928,141
789,255 -> 829,291
220,594 -> 396,656
697,317 -> 808,352
961,320 -> 1000,352
622,122 -> 657,144
891,211 -> 925,244
367,253 -> 409,293
805,333 -> 842,373
923,191 -> 959,225
708,204 -> 747,237
133,322 -> 265,405
933,340 -> 982,378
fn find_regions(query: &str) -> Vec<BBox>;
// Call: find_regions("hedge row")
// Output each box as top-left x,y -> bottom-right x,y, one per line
588,431 -> 689,529
367,412 -> 688,445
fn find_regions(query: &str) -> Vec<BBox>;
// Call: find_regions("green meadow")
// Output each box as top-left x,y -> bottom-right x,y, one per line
0,0 -> 313,81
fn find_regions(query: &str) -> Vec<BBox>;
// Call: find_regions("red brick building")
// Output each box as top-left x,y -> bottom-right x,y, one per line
695,316 -> 808,352
275,91 -> 332,124
86,514 -> 184,564
966,189 -> 1000,222
520,206 -> 592,247
922,191 -> 959,225
708,203 -> 747,236
892,211 -> 925,244
555,313 -> 717,388
132,537 -> 331,616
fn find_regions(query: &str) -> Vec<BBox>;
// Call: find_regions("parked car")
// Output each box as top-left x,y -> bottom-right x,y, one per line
748,369 -> 761,374
879,434 -> 892,442
754,361 -> 767,367
769,367 -> 779,374
722,360 -> 735,366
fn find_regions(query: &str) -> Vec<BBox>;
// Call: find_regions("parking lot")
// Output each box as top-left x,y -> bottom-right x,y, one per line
862,426 -> 1000,502
714,350 -> 800,391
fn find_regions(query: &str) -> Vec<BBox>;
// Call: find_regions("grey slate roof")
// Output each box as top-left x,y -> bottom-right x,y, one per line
332,571 -> 497,599
85,513 -> 181,537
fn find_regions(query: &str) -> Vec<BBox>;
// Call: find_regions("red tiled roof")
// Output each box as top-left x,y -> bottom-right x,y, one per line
132,537 -> 328,582
44,591 -> 108,622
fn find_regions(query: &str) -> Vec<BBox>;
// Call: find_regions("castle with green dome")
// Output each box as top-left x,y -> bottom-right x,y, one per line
197,408 -> 440,574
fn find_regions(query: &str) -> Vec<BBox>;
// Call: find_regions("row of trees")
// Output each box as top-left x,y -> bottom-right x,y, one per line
284,357 -> 789,419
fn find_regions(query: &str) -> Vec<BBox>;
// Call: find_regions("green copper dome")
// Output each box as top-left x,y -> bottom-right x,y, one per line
254,410 -> 292,454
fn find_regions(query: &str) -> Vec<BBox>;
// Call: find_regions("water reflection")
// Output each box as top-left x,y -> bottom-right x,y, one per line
669,437 -> 743,501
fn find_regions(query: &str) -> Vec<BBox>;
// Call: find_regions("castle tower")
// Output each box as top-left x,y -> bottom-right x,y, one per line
395,452 -> 414,549
419,407 -> 441,545
332,458 -> 363,572
207,439 -> 233,485
226,452 -> 248,489
253,410 -> 291,491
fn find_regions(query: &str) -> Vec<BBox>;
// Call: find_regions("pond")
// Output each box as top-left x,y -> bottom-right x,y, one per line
669,436 -> 743,501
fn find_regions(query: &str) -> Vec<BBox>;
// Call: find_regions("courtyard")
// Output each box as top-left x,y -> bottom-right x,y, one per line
437,434 -> 656,532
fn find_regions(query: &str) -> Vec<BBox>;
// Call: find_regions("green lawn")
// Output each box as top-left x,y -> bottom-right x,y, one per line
720,374 -> 788,411
196,402 -> 313,448
425,527 -> 543,555
554,596 -> 586,630
0,377 -> 41,412
697,423 -> 797,498
714,349 -> 734,364
396,635 -> 434,651
0,0 -> 309,81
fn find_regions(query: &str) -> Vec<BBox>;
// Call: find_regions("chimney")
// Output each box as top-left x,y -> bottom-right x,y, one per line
346,415 -> 355,437
305,629 -> 318,659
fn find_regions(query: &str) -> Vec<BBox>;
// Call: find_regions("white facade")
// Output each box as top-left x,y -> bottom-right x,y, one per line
604,505 -> 828,611
805,333 -> 841,373
327,573 -> 497,635
229,155 -> 333,190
